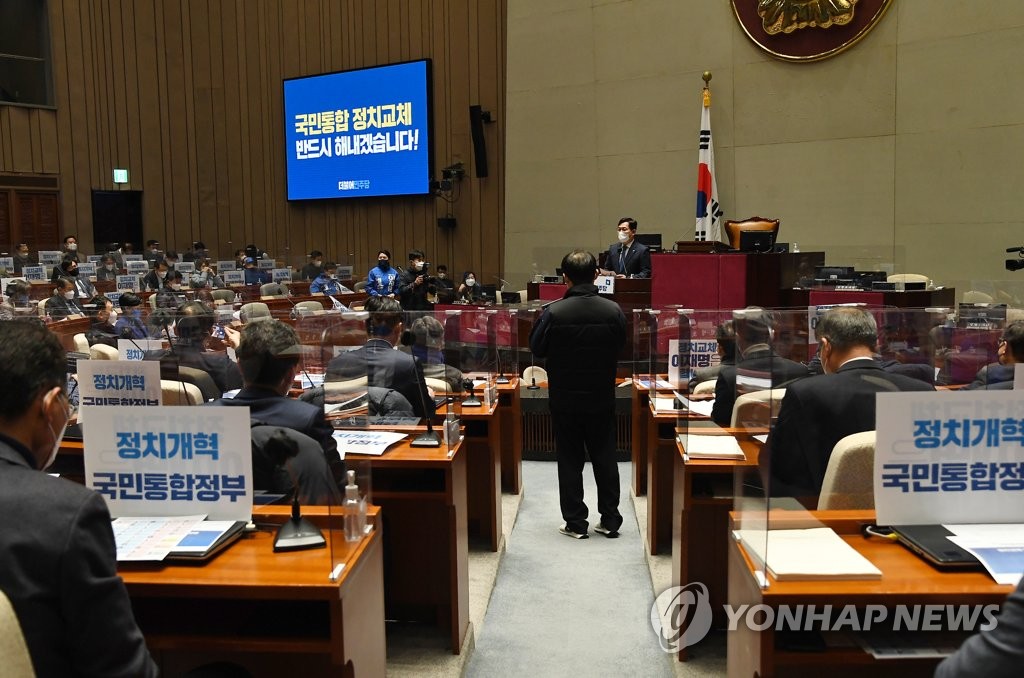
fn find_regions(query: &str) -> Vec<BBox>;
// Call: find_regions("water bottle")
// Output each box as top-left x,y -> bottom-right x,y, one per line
344,470 -> 361,542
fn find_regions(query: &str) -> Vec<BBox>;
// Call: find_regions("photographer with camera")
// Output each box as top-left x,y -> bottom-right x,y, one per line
398,249 -> 435,311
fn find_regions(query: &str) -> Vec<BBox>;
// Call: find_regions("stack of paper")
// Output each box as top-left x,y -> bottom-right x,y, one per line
681,433 -> 746,460
738,527 -> 882,581
675,394 -> 715,418
945,523 -> 1024,585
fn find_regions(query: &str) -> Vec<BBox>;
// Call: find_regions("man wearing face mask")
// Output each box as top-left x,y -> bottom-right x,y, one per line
61,234 -> 81,262
51,255 -> 97,299
310,262 -> 353,295
12,242 -> 35,274
603,217 -> 651,279
84,295 -> 120,347
397,248 -> 433,311
0,322 -> 158,678
0,279 -> 37,320
143,239 -> 162,264
114,292 -> 152,339
141,258 -> 170,291
96,254 -> 119,281
300,250 -> 324,281
46,277 -> 86,320
761,307 -> 933,504
367,249 -> 399,298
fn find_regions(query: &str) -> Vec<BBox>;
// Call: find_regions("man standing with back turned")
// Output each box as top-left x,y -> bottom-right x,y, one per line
530,250 -> 626,538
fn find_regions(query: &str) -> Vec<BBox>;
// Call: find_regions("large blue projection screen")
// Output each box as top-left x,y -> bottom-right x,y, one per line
283,60 -> 431,200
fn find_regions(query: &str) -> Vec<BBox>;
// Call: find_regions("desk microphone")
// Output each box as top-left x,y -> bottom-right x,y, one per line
527,354 -> 540,390
400,331 -> 442,447
267,429 -> 328,552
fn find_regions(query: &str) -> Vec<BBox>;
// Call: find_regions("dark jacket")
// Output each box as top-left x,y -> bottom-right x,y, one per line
0,435 -> 157,678
967,363 -> 1016,390
529,284 -> 626,414
173,343 -> 244,393
46,294 -> 85,320
765,358 -> 934,499
711,346 -> 809,427
326,339 -> 433,418
606,240 -> 652,278
935,575 -> 1024,677
397,268 -> 432,311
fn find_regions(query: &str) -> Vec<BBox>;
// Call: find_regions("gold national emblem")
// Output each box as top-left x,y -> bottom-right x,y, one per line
757,0 -> 857,35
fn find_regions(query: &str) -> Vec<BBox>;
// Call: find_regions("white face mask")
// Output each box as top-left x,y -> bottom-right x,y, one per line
170,283 -> 182,291
66,243 -> 78,251
465,278 -> 476,287
104,263 -> 115,271
43,395 -> 70,470
617,231 -> 630,243
414,261 -> 424,271
108,309 -> 118,322
63,290 -> 75,300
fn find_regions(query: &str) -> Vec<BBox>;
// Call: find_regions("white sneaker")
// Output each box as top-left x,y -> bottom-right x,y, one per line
593,523 -> 619,538
558,524 -> 588,539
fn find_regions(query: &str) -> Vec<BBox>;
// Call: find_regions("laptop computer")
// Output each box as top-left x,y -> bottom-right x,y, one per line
891,525 -> 981,569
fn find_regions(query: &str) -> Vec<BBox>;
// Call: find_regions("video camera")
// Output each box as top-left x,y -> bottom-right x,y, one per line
1006,246 -> 1024,272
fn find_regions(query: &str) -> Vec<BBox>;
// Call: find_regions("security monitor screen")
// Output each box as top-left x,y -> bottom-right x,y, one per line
283,60 -> 432,200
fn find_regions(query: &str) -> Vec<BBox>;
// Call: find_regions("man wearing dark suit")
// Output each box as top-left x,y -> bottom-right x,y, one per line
45,277 -> 87,320
935,574 -> 1024,677
207,319 -> 343,496
325,296 -> 432,417
169,300 -> 244,393
603,217 -> 651,279
711,307 -> 809,427
967,320 -> 1024,390
764,307 -> 934,501
0,322 -> 157,677
141,257 -> 170,291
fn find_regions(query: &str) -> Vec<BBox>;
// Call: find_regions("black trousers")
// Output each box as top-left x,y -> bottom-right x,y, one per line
552,410 -> 622,533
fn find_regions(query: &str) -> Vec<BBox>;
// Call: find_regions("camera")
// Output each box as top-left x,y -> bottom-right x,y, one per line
1007,259 -> 1024,272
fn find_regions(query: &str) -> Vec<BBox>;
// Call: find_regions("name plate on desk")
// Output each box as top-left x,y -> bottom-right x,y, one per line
272,268 -> 292,282
116,274 -> 140,292
83,406 -> 253,520
77,359 -> 161,417
595,275 -> 616,295
118,339 -> 163,360
876,391 -> 1024,525
22,265 -> 45,281
223,270 -> 244,285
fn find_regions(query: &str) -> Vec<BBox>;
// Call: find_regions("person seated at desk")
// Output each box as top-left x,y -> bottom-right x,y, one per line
11,242 -> 35,274
935,575 -> 1024,677
966,320 -> 1024,390
299,250 -> 324,281
46,277 -> 86,320
456,271 -> 484,303
409,314 -> 465,392
96,253 -> 119,281
141,257 -> 170,291
602,217 -> 651,279
310,261 -> 353,295
143,239 -> 162,264
84,295 -> 119,348
51,255 -> 96,300
207,320 -> 344,492
190,257 -> 224,289
113,292 -> 151,339
435,264 -> 455,302
242,256 -> 270,286
763,307 -> 934,502
689,320 -> 735,391
711,307 -> 809,427
0,279 -> 37,321
169,300 -> 243,393
0,322 -> 157,677
325,297 -> 432,418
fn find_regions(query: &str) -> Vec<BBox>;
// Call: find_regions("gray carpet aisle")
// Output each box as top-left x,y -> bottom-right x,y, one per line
467,461 -> 675,678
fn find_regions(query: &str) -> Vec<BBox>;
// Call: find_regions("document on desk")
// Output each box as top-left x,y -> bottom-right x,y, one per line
112,515 -> 206,561
680,433 -> 745,460
945,523 -> 1024,585
675,394 -> 715,418
332,430 -> 407,457
737,527 -> 882,581
634,378 -> 674,390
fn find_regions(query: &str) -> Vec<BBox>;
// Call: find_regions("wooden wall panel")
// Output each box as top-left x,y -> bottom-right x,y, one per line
3,0 -> 504,274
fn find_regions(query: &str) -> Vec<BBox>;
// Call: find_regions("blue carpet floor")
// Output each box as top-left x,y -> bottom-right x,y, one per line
467,461 -> 675,677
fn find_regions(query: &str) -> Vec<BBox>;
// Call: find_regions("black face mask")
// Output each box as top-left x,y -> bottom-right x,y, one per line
378,261 -> 390,271
67,268 -> 79,277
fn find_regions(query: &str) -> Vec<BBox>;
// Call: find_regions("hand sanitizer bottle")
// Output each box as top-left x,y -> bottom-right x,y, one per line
344,470 -> 361,542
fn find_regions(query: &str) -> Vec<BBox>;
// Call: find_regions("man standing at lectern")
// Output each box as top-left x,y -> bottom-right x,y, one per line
603,217 -> 651,279
530,250 -> 626,539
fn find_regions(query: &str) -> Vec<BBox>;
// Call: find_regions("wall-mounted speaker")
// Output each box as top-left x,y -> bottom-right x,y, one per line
469,105 -> 489,178
437,216 -> 457,230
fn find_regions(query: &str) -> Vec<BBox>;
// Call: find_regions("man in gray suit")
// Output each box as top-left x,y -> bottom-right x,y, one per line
0,322 -> 156,677
935,575 -> 1024,676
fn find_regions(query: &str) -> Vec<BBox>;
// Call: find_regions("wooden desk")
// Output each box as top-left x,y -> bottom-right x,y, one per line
120,519 -> 385,677
359,437 -> 469,653
46,315 -> 92,351
496,378 -> 523,494
726,511 -> 1012,677
672,433 -> 760,660
459,399 -> 503,551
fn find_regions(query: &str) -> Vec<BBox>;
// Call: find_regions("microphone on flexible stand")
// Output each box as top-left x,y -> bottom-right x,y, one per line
399,330 -> 441,447
267,430 -> 328,552
494,311 -> 510,384
527,354 -> 540,390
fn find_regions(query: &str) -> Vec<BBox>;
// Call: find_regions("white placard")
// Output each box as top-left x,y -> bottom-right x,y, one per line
86,254 -> 103,263
126,260 -> 149,273
272,268 -> 291,282
39,250 -> 61,265
668,338 -> 680,385
78,262 -> 97,277
2,276 -> 26,295
175,261 -> 195,273
117,338 -> 164,361
216,260 -> 237,272
223,270 -> 244,285
875,390 -> 1024,525
124,254 -> 144,262
595,274 -> 616,295
84,406 -> 253,520
0,256 -> 13,270
336,265 -> 354,280
105,291 -> 122,305
331,430 -> 407,457
258,258 -> 276,270
116,274 -> 140,292
22,265 -> 45,281
77,360 -> 162,420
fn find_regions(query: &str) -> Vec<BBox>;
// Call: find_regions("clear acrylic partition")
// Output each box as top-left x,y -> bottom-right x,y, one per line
632,308 -> 657,383
452,308 -> 497,412
488,308 -> 518,385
